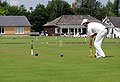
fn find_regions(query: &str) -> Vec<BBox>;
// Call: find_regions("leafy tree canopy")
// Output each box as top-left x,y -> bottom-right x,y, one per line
29,4 -> 48,31
46,0 -> 74,21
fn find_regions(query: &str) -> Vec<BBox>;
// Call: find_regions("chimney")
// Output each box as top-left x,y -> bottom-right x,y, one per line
29,7 -> 33,13
72,2 -> 76,9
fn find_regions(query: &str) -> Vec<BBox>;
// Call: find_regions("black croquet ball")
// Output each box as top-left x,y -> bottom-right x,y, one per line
35,53 -> 38,56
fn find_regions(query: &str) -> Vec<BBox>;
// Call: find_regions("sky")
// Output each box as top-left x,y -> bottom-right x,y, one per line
4,0 -> 114,10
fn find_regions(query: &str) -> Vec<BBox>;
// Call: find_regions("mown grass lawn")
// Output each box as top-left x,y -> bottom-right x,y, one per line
0,36 -> 120,82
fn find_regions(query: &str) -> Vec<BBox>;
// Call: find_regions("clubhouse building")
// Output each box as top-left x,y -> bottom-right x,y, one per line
43,15 -> 107,37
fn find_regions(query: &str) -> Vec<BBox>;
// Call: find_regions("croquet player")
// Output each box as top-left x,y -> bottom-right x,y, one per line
81,19 -> 107,58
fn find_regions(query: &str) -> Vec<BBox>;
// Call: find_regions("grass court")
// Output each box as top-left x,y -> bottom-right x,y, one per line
0,36 -> 120,82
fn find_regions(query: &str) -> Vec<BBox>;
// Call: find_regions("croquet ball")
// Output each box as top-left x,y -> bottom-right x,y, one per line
60,53 -> 63,57
35,53 -> 38,56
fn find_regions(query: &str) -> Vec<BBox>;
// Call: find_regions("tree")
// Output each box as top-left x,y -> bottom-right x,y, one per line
105,0 -> 115,16
0,0 -> 8,16
75,0 -> 98,9
0,0 -> 28,16
0,6 -> 8,16
7,6 -> 20,15
18,5 -> 28,16
0,0 -> 8,7
46,0 -> 73,21
75,0 -> 83,8
6,5 -> 28,16
29,4 -> 48,31
106,0 -> 113,11
75,0 -> 104,20
112,0 -> 119,16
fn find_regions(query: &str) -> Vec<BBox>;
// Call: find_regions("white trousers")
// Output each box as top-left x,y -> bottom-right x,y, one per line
94,29 -> 107,57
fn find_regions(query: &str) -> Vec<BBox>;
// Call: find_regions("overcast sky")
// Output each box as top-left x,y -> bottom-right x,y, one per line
4,0 -> 114,10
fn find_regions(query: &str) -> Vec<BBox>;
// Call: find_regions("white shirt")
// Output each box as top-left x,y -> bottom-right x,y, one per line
87,22 -> 106,36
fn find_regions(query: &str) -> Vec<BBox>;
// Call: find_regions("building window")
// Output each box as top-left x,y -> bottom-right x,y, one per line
15,27 -> 24,34
82,28 -> 87,34
62,28 -> 68,33
0,27 -> 5,34
57,28 -> 60,33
